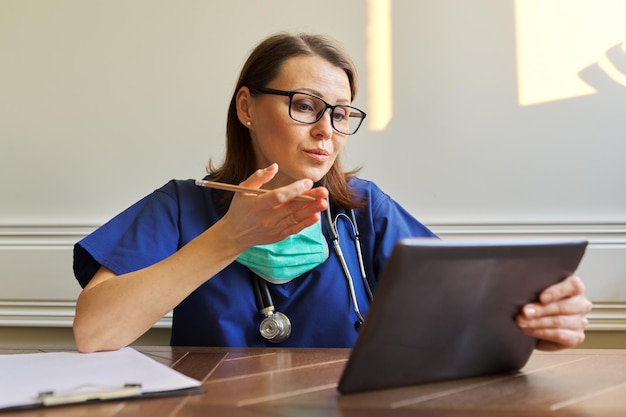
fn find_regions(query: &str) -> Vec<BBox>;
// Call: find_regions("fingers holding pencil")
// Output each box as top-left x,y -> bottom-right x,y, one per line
200,166 -> 328,246
195,179 -> 317,202
196,164 -> 325,204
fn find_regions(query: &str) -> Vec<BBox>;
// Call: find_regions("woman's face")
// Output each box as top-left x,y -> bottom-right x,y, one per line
238,55 -> 352,189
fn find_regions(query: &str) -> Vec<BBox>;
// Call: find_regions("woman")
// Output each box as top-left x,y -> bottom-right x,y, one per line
73,33 -> 591,353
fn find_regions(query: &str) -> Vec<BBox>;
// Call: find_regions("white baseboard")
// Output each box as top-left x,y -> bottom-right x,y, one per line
0,300 -> 618,331
0,300 -> 172,328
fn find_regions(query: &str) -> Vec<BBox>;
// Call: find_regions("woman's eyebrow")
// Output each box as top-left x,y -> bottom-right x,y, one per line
296,87 -> 351,104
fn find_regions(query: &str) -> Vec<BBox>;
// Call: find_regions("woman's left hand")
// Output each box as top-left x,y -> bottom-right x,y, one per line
516,275 -> 593,351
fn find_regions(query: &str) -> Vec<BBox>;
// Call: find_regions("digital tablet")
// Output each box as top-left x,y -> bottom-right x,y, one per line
337,238 -> 588,393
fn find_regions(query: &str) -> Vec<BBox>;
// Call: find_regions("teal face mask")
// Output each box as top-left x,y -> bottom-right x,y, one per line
236,220 -> 329,284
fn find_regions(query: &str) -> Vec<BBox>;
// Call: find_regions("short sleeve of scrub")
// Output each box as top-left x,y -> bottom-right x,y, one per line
74,181 -> 193,288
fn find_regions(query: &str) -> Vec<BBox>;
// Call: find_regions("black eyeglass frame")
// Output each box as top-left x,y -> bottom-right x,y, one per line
249,87 -> 367,135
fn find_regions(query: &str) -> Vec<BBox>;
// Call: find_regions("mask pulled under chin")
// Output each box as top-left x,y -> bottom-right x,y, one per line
236,220 -> 329,284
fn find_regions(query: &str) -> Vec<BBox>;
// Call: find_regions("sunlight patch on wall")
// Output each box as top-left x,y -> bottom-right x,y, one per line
366,0 -> 393,131
515,0 -> 626,107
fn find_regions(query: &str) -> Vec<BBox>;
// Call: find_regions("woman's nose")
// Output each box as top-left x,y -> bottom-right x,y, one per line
312,109 -> 334,139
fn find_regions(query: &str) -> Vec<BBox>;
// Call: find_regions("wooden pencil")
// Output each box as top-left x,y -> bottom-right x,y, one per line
195,179 -> 317,202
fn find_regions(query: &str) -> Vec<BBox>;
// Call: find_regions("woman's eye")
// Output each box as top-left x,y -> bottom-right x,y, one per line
292,100 -> 316,113
333,107 -> 348,121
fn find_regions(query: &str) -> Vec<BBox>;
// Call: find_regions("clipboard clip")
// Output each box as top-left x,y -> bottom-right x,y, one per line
38,383 -> 142,407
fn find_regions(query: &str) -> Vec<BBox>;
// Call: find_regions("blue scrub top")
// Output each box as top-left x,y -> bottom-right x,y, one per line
73,178 -> 437,347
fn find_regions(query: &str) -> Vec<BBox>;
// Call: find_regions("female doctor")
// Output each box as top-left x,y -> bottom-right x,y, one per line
72,33 -> 592,353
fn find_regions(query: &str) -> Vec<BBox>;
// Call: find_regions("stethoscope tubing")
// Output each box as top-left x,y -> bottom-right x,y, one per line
325,207 -> 374,302
253,204 -> 374,342
252,272 -> 274,316
348,208 -> 374,301
324,206 -> 373,325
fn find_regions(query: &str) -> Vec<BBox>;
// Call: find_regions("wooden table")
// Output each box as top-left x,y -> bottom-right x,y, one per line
1,346 -> 625,416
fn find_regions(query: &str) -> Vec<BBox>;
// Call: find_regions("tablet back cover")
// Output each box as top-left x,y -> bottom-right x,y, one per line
338,238 -> 588,393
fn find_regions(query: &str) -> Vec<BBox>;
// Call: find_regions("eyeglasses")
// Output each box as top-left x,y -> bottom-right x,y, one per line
249,87 -> 366,135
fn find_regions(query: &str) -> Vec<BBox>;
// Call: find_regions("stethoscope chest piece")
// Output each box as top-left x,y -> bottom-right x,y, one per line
259,311 -> 291,343
252,273 -> 292,343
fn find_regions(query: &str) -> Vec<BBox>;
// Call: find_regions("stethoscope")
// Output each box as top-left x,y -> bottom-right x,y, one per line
252,204 -> 374,343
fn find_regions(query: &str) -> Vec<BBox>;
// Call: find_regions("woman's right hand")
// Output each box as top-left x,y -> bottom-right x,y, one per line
218,163 -> 329,252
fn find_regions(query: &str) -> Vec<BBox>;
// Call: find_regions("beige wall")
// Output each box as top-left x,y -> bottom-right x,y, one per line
1,1 -> 625,345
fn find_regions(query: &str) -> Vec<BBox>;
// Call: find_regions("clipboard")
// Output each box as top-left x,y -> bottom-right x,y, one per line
0,347 -> 203,411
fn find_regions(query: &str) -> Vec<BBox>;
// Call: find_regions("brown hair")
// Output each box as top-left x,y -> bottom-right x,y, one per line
208,32 -> 365,210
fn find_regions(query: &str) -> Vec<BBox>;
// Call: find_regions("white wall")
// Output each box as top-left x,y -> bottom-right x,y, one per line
1,0 -> 625,335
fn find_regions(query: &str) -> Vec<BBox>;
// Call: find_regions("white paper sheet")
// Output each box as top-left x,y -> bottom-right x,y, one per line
0,347 -> 201,410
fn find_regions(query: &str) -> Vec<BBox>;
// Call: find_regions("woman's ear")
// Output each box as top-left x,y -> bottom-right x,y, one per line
236,86 -> 253,127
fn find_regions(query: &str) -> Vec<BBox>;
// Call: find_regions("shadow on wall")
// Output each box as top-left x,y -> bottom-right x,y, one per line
578,43 -> 626,94
375,1 -> 626,222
